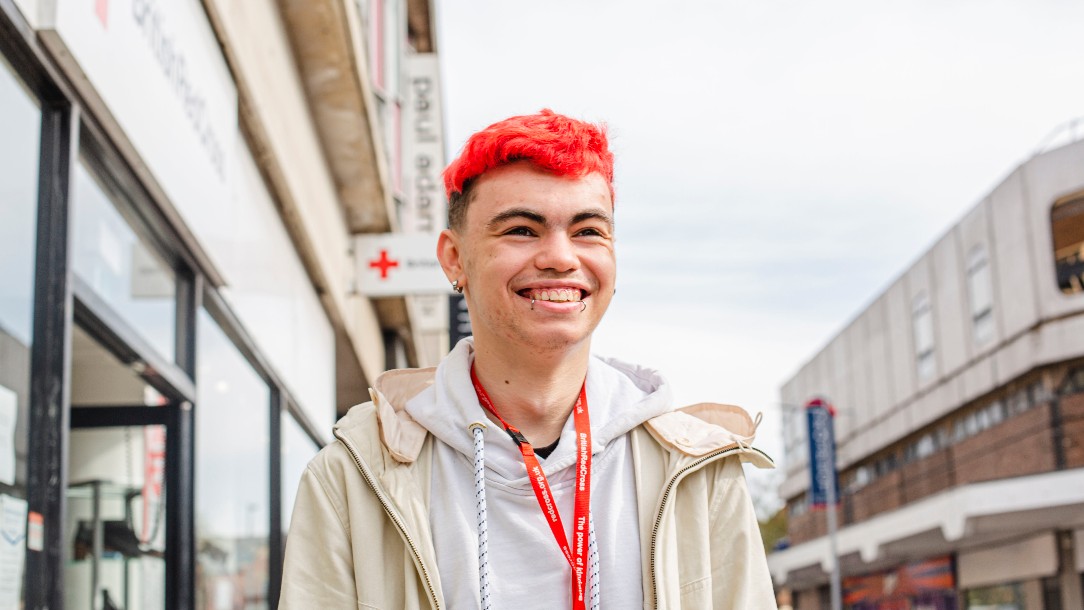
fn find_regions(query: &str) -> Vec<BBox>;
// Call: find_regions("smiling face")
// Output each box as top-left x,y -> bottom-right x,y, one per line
437,162 -> 616,355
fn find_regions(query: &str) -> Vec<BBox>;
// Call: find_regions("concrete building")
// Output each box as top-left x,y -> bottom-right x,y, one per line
769,128 -> 1084,610
0,0 -> 446,607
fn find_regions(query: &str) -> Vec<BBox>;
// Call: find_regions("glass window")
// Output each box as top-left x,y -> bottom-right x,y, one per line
912,292 -> 936,382
967,245 -> 995,345
196,310 -> 269,609
0,55 -> 41,610
280,412 -> 319,533
1051,192 -> 1084,294
71,158 -> 176,360
965,582 -> 1025,609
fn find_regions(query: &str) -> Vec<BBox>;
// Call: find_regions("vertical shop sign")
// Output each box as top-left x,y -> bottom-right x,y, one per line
401,53 -> 446,235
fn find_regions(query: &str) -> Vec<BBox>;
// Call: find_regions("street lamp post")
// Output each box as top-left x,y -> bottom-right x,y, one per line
804,398 -> 842,610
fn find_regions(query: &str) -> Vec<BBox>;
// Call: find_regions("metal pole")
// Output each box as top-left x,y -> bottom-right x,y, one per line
825,461 -> 842,610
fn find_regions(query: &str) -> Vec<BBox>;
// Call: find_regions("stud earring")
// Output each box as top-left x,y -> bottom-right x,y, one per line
452,279 -> 463,294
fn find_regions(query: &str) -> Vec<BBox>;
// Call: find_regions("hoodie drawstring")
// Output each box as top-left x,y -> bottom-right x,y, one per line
469,424 -> 600,610
470,423 -> 492,610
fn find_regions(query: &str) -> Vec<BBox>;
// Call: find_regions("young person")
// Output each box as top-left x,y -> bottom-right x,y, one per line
280,110 -> 777,609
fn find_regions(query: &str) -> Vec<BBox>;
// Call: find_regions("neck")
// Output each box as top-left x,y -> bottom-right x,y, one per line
471,340 -> 590,447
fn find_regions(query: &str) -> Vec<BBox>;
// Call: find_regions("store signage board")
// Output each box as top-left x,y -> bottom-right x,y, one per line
401,54 -> 447,235
39,0 -> 237,226
355,233 -> 451,297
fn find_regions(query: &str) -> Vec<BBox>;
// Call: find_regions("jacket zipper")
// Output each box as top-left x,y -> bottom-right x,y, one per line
649,444 -> 771,609
334,429 -> 441,610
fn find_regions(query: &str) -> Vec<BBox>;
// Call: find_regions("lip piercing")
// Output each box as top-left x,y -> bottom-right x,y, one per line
580,301 -> 587,312
531,299 -> 536,310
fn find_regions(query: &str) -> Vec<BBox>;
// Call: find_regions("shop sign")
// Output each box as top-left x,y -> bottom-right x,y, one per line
354,233 -> 450,297
39,0 -> 237,224
400,53 -> 447,235
843,556 -> 955,605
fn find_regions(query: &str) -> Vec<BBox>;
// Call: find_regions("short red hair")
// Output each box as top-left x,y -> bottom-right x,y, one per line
443,109 -> 614,228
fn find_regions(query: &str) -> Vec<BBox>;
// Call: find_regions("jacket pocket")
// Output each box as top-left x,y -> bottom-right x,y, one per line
679,576 -> 711,607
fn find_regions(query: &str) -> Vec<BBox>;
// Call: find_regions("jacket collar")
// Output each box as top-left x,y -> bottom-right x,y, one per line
338,366 -> 772,467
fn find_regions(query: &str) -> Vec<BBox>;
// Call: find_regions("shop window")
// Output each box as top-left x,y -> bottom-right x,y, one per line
1052,191 -> 1084,294
967,245 -> 994,345
196,309 -> 270,607
280,412 -> 319,533
912,292 -> 936,382
964,582 -> 1025,609
71,157 -> 177,360
0,55 -> 41,610
1007,387 -> 1031,417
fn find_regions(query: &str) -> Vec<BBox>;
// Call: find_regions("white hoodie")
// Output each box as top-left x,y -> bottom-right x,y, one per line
404,338 -> 674,609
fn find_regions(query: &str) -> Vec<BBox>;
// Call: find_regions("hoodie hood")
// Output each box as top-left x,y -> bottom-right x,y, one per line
338,338 -> 773,473
402,338 -> 675,483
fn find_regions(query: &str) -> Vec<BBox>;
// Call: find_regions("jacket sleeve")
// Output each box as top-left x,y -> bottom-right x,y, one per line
706,456 -> 778,609
279,463 -> 358,608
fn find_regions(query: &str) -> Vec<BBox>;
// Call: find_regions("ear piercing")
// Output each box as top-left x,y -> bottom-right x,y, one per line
452,279 -> 463,294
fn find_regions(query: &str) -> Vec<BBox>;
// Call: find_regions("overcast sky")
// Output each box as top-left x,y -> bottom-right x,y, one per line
435,0 -> 1084,510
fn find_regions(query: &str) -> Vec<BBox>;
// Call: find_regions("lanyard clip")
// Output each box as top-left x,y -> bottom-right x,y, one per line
506,428 -> 530,448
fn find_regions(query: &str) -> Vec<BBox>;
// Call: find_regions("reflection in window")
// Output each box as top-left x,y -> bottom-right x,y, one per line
196,310 -> 269,609
1052,192 -> 1084,294
71,158 -> 176,359
966,245 -> 994,346
0,55 -> 41,610
280,413 -> 319,533
912,292 -> 936,382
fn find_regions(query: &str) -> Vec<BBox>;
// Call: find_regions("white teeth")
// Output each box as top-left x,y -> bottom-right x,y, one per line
530,289 -> 581,302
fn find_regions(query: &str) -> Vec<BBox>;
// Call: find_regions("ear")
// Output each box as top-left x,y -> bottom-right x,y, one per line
436,229 -> 464,283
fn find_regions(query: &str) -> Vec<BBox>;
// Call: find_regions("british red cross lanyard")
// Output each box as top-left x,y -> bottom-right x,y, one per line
470,364 -> 592,609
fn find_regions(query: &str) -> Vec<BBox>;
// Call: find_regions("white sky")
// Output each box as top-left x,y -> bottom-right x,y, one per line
435,0 -> 1084,511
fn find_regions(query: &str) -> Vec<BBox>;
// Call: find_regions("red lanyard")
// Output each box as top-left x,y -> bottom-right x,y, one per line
470,364 -> 593,609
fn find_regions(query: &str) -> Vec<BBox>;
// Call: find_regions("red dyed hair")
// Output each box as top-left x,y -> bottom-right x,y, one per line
443,109 -> 614,228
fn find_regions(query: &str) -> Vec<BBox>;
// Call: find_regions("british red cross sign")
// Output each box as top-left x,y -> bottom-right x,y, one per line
354,234 -> 451,297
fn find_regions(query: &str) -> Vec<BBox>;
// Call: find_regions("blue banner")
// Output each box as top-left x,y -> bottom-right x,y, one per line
806,400 -> 839,507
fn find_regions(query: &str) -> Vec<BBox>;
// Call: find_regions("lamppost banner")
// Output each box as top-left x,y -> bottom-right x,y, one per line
806,398 -> 839,507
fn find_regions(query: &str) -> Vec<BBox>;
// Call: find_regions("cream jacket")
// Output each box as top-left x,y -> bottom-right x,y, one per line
280,368 -> 778,609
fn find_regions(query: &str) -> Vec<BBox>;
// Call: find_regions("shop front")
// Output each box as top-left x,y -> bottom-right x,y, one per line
0,0 -> 336,607
844,556 -> 958,610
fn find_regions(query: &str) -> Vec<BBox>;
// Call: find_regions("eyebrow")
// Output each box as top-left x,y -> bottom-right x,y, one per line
485,207 -> 614,231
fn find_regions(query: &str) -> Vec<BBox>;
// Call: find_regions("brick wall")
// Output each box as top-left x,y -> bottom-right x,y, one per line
1062,392 -> 1084,468
848,470 -> 904,523
953,404 -> 1056,485
900,447 -> 954,503
788,506 -> 844,546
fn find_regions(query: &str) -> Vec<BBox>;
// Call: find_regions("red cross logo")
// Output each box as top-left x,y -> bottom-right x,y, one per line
369,249 -> 400,279
95,0 -> 108,28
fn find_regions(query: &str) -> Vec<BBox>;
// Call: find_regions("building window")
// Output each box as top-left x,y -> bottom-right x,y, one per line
0,55 -> 42,610
1052,191 -> 1084,294
912,292 -> 936,382
966,245 -> 994,345
281,412 -> 319,533
196,309 -> 270,607
71,156 -> 177,360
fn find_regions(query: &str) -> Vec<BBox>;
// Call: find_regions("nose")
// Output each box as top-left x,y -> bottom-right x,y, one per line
535,233 -> 580,273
